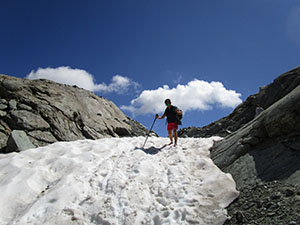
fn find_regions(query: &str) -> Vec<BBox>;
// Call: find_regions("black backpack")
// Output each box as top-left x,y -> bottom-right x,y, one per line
174,106 -> 183,125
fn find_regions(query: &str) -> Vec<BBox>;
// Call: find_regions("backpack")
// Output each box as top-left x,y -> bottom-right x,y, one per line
174,106 -> 183,125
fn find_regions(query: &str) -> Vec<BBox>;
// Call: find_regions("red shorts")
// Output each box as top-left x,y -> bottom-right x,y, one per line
167,122 -> 178,131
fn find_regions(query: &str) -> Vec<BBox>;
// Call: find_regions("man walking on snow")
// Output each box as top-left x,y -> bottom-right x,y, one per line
156,99 -> 182,147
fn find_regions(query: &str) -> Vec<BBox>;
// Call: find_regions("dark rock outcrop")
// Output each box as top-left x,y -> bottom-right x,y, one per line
177,66 -> 300,225
178,66 -> 300,138
210,83 -> 300,188
176,66 -> 300,189
0,74 -> 150,151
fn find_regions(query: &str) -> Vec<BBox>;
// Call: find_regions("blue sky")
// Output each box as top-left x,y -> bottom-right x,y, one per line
1,0 -> 300,137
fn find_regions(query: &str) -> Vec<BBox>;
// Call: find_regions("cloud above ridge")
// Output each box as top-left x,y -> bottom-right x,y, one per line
121,79 -> 242,115
95,74 -> 141,94
27,66 -> 140,94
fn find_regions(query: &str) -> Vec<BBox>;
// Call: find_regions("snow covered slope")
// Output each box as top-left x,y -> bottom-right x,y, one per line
0,137 -> 239,225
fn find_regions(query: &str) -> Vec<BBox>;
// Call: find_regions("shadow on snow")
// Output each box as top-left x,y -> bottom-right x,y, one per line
133,144 -> 168,155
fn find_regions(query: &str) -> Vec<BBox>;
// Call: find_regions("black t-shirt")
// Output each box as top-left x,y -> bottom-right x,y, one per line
164,105 -> 178,124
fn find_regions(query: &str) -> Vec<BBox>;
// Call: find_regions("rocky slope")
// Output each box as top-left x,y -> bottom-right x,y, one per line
213,80 -> 300,224
225,181 -> 300,225
209,67 -> 300,225
178,66 -> 300,138
210,72 -> 300,189
0,74 -> 149,152
178,66 -> 300,224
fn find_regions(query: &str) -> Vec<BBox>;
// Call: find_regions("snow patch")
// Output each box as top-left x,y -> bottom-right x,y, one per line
0,137 -> 239,225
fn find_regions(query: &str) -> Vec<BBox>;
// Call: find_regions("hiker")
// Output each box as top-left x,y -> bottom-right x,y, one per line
156,99 -> 182,147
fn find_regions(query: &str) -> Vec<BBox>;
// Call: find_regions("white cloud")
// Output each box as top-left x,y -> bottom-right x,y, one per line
27,66 -> 140,94
94,75 -> 141,94
121,79 -> 242,115
27,66 -> 96,91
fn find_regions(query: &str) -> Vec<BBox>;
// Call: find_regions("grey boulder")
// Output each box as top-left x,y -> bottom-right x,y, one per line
6,130 -> 35,153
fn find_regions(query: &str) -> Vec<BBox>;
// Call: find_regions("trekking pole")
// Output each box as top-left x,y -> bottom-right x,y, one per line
142,114 -> 158,148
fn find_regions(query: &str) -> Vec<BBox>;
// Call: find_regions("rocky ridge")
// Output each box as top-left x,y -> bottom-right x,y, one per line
178,66 -> 300,225
178,66 -> 300,138
210,71 -> 300,189
207,66 -> 300,225
0,74 -> 150,152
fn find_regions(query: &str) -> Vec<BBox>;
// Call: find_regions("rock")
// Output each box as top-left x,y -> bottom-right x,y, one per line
224,181 -> 300,225
210,84 -> 300,189
282,188 -> 295,197
235,211 -> 244,223
18,103 -> 32,111
178,66 -> 300,225
0,104 -> 7,110
270,192 -> 281,200
0,99 -> 7,104
295,196 -> 300,202
0,132 -> 8,150
289,222 -> 297,225
0,121 -> 10,134
9,99 -> 17,110
0,74 -> 151,151
5,130 -> 35,153
179,66 -> 300,138
0,110 -> 7,117
1,78 -> 23,91
9,110 -> 50,131
28,130 -> 57,146
241,136 -> 260,146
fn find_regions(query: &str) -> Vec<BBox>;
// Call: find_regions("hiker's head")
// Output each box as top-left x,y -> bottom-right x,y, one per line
165,99 -> 171,107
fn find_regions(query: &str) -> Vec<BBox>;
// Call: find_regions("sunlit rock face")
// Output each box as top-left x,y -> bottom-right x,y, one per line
0,74 -> 149,151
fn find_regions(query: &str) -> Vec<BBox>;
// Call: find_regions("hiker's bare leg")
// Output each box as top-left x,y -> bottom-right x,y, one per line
173,129 -> 178,147
168,130 -> 173,145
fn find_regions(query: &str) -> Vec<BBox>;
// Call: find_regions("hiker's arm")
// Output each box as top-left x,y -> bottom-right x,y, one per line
156,113 -> 166,119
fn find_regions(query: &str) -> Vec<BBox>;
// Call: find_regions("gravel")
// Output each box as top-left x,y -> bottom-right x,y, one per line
225,181 -> 300,225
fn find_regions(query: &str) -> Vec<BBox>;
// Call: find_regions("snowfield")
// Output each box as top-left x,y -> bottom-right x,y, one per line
0,137 -> 239,225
